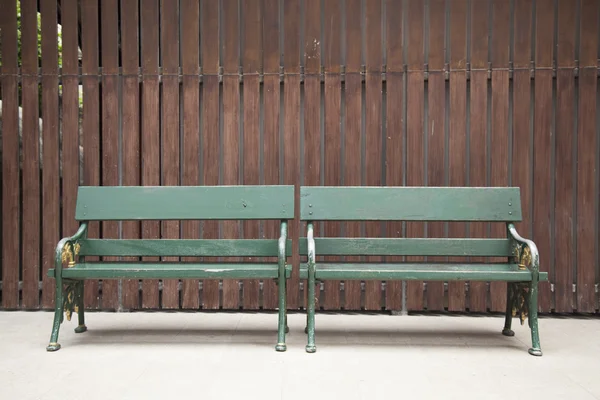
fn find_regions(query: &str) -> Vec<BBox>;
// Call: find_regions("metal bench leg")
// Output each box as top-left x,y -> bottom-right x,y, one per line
74,282 -> 87,333
275,276 -> 287,352
305,268 -> 316,353
528,281 -> 542,356
502,283 -> 515,337
46,278 -> 64,352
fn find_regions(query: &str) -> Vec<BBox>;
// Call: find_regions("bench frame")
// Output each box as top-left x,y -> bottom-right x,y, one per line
47,185 -> 293,352
300,186 -> 546,356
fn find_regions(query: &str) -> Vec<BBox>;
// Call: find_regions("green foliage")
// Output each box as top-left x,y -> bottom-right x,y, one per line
15,0 -> 63,68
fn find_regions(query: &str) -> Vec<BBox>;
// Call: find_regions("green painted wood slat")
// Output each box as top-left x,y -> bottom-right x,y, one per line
298,263 -> 549,282
75,186 -> 295,220
50,263 -> 293,280
300,187 -> 522,221
298,238 -> 513,257
77,239 -> 293,257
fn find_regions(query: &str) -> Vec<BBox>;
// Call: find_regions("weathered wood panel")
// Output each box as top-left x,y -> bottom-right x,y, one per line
140,0 -> 161,309
41,0 -> 60,309
468,0 -> 490,312
1,0 -> 20,309
262,0 -> 281,310
81,0 -> 101,309
180,0 -> 200,310
323,0 -> 342,310
201,0 -> 221,310
533,0 -> 555,312
576,0 -> 599,313
242,0 -> 262,310
384,0 -> 404,311
160,0 -> 181,309
21,0 -> 41,309
447,0 -> 468,312
405,0 -> 425,311
100,0 -> 120,310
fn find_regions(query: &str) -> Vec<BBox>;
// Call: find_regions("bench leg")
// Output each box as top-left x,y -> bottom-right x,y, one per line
74,282 -> 87,333
46,278 -> 64,352
502,283 -> 515,337
528,281 -> 542,356
305,271 -> 316,353
275,277 -> 287,352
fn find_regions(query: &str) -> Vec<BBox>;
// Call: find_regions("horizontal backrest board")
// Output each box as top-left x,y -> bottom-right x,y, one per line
299,238 -> 514,257
75,186 -> 294,220
300,186 -> 522,221
78,239 -> 293,257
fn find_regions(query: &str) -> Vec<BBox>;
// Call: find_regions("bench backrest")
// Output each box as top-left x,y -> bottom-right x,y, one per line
300,186 -> 521,222
76,185 -> 294,221
299,186 -> 521,258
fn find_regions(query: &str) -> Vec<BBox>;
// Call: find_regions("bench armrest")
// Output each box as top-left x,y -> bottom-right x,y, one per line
507,223 -> 539,274
54,223 -> 89,275
278,220 -> 288,266
306,222 -> 315,265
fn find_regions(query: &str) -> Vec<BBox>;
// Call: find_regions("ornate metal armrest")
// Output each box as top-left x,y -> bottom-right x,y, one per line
54,223 -> 88,270
508,223 -> 539,273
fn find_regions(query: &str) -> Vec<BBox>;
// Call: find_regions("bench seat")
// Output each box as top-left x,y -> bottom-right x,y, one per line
50,263 -> 293,280
298,263 -> 549,282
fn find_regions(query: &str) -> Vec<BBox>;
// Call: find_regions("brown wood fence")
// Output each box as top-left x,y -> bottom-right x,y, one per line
0,0 -> 598,314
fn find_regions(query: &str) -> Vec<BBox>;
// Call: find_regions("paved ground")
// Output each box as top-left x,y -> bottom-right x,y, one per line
0,311 -> 599,399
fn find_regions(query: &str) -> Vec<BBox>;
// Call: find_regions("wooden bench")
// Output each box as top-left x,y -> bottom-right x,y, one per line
299,186 -> 547,355
47,185 -> 294,352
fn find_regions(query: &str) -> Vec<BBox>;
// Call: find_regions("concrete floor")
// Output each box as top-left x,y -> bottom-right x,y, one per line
0,311 -> 599,400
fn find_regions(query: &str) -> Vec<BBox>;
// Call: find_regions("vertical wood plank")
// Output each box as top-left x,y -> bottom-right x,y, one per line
467,0 -> 489,312
364,0 -> 383,311
512,0 -> 533,248
221,0 -> 241,310
554,0 -> 576,313
81,0 -> 101,309
447,0 -> 468,312
533,0 -> 554,312
489,0 -> 510,313
262,0 -> 280,310
1,0 -> 20,309
406,0 -> 425,311
41,0 -> 61,309
426,0 -> 447,311
180,0 -> 200,310
21,0 -> 41,309
121,0 -> 142,310
576,0 -> 598,313
512,0 -> 534,312
100,0 -> 120,310
284,0 -> 301,310
242,0 -> 262,310
161,0 -> 181,309
303,0 -> 322,310
60,0 -> 80,309
384,0 -> 404,311
201,0 -> 221,309
323,0 -> 342,310
141,0 -> 161,309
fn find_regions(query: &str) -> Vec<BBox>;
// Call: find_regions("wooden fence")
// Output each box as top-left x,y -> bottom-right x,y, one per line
1,0 -> 599,314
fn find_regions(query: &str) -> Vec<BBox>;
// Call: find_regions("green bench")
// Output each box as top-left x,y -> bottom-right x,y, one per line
300,186 -> 547,356
47,185 -> 294,352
